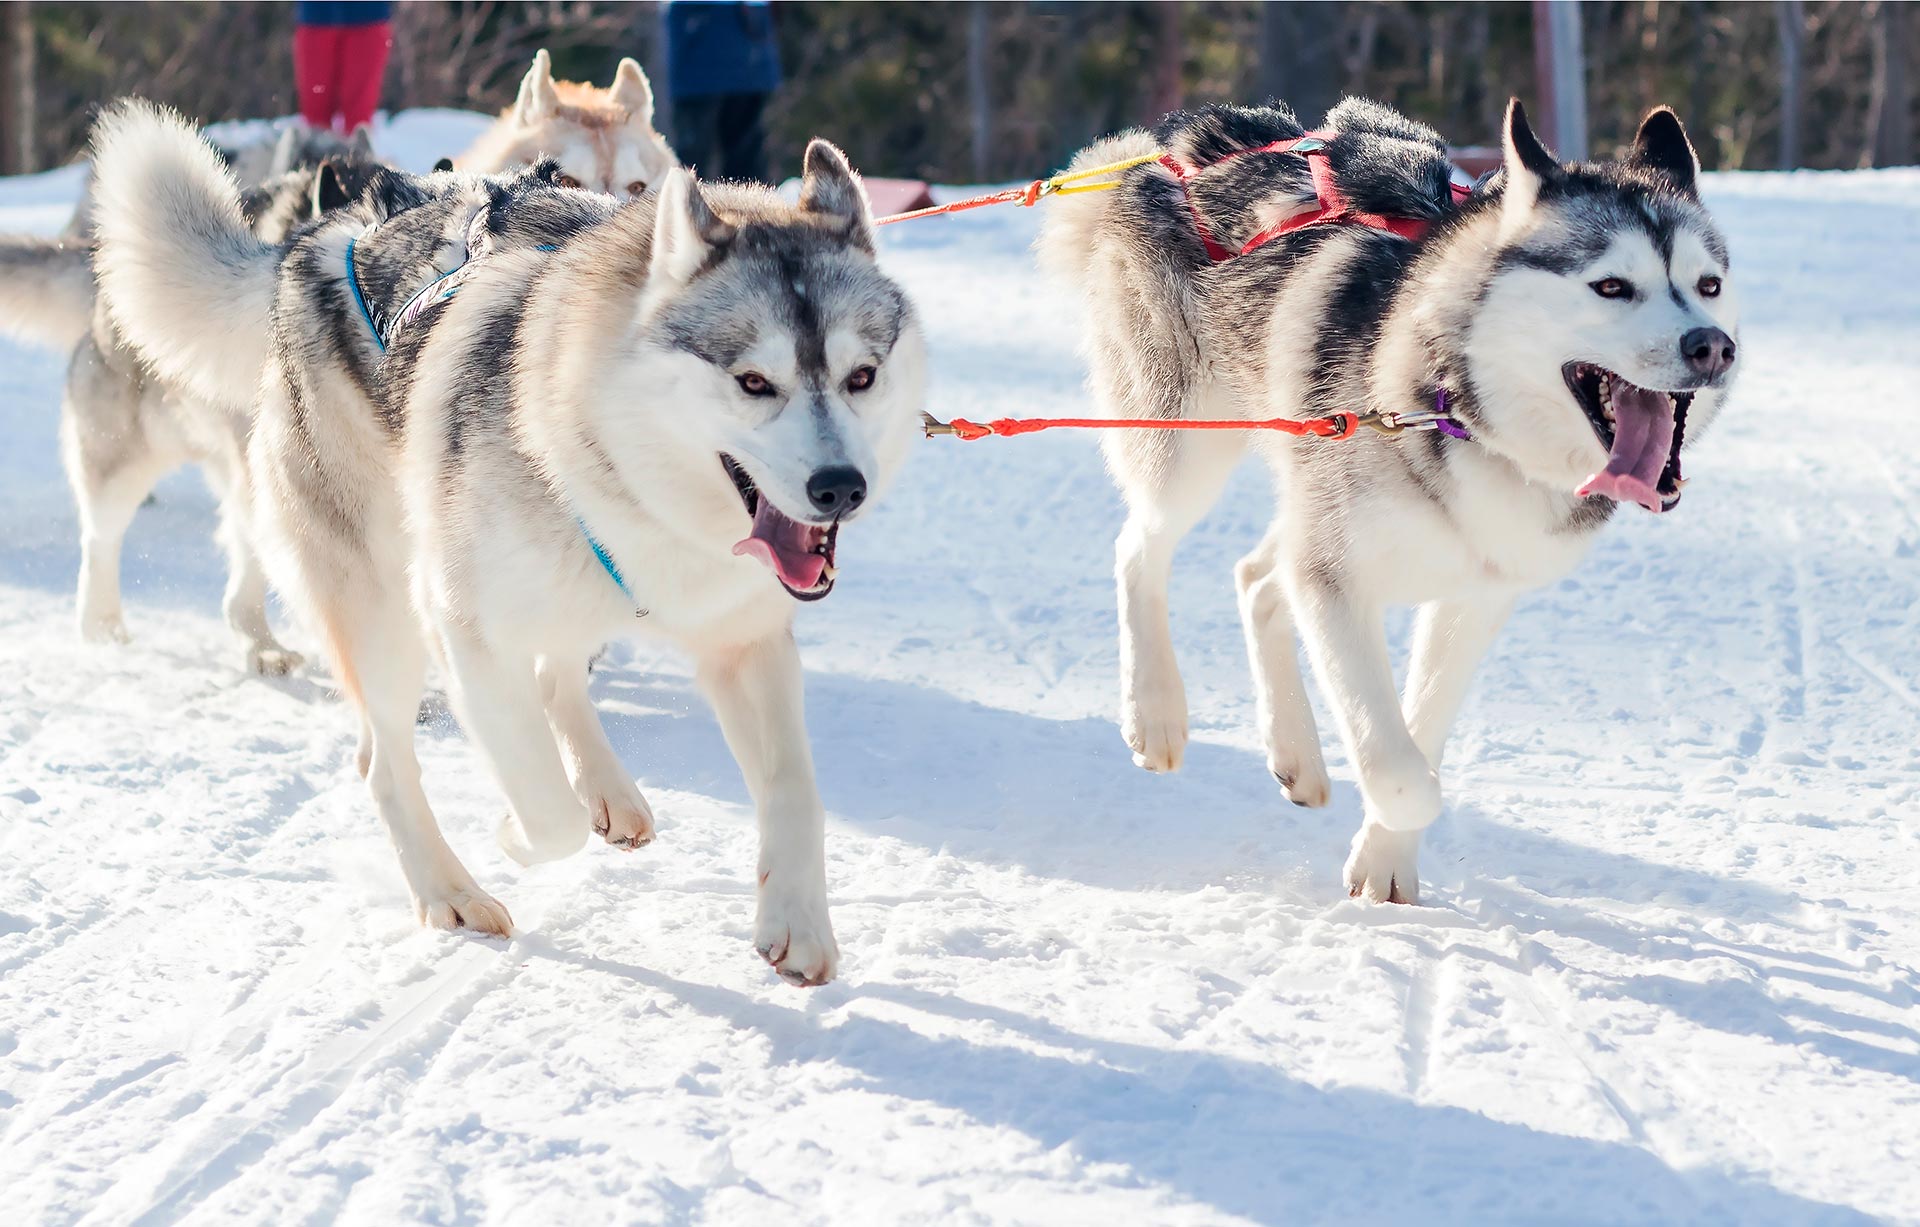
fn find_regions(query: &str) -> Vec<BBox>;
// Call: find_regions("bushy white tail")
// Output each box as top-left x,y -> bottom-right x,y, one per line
1034,129 -> 1162,287
89,100 -> 276,409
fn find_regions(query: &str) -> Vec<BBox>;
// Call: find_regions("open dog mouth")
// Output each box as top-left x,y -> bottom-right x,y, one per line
1563,362 -> 1693,514
721,455 -> 839,601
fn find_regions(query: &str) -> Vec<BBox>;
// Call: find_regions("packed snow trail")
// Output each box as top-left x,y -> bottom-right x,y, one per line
0,113 -> 1915,1225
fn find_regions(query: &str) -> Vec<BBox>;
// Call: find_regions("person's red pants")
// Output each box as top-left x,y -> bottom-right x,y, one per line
294,21 -> 392,132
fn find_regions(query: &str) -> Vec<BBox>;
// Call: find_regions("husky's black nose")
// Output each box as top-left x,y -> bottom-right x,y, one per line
1680,327 -> 1736,380
806,466 -> 867,517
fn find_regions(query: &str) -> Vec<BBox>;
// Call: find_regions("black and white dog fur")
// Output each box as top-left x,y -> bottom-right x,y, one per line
0,124 -> 377,666
91,102 -> 924,985
1042,98 -> 1739,903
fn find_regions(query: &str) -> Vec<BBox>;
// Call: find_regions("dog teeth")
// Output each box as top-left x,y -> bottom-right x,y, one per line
822,563 -> 838,580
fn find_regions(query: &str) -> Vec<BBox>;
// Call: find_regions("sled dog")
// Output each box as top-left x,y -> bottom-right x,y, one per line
458,49 -> 678,197
0,126 -> 379,665
93,102 -> 924,986
1040,97 -> 1739,902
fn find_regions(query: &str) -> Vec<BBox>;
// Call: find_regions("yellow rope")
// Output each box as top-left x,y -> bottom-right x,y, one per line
1042,151 -> 1164,195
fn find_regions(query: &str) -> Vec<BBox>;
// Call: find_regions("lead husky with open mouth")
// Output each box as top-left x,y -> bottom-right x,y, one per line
91,101 -> 924,985
1041,98 -> 1739,904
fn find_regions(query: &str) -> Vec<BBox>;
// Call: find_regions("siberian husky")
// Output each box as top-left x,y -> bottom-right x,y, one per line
0,125 -> 379,666
458,49 -> 679,198
92,101 -> 925,986
1040,98 -> 1739,903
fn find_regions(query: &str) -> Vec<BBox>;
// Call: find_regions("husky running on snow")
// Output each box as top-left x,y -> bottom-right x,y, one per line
1040,97 -> 1739,904
91,101 -> 924,986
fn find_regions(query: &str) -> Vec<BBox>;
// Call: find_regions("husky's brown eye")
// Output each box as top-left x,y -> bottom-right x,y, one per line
1697,275 -> 1722,298
736,372 -> 775,397
846,365 -> 876,393
625,180 -> 647,197
555,173 -> 583,190
1591,277 -> 1633,300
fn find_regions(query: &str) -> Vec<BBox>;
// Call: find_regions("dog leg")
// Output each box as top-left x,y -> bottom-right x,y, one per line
65,438 -> 170,647
698,631 -> 836,987
1340,597 -> 1513,905
340,604 -> 511,935
536,654 -> 655,850
1291,572 -> 1439,905
1234,527 -> 1329,805
439,632 -> 591,867
1110,430 -> 1242,772
1403,597 -> 1513,767
205,443 -> 302,675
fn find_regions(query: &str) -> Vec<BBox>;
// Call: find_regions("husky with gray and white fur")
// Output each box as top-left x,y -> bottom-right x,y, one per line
0,123 -> 379,668
90,101 -> 924,986
1040,97 -> 1739,904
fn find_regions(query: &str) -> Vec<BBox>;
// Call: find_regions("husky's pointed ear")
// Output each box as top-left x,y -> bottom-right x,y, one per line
651,168 -> 735,285
311,160 -> 352,217
1499,98 -> 1560,235
1630,106 -> 1700,200
347,124 -> 375,158
610,58 -> 655,129
515,49 -> 561,126
798,139 -> 874,252
363,167 -> 431,222
270,125 -> 303,177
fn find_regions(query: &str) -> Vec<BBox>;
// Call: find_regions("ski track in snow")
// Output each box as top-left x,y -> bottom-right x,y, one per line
0,112 -> 1916,1225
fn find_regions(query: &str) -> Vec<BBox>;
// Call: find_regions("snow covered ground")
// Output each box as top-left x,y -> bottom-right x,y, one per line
1,111 -> 1917,1226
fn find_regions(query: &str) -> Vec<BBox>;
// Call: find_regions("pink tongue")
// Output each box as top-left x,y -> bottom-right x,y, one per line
1576,381 -> 1677,513
732,500 -> 828,590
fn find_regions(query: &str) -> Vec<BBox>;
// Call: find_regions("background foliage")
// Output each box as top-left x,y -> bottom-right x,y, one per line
5,1 -> 1914,178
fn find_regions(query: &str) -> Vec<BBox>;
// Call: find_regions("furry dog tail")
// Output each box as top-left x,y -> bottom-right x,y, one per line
0,236 -> 95,351
89,100 -> 276,409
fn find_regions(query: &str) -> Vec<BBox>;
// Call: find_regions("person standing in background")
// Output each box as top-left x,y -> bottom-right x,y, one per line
294,2 -> 393,133
663,1 -> 782,181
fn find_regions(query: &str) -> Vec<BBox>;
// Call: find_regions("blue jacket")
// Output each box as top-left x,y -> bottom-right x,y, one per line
664,2 -> 782,101
295,3 -> 392,26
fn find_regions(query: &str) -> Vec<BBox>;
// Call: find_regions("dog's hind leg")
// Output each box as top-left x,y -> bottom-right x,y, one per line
203,434 -> 303,675
332,600 -> 512,935
60,354 -> 173,645
1234,525 -> 1329,805
536,653 -> 656,850
438,632 -> 591,867
1108,426 -> 1243,772
698,630 -> 836,987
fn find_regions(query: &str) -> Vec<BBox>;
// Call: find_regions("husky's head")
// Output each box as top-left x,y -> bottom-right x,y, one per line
1451,100 -> 1737,514
613,141 -> 923,601
485,50 -> 679,199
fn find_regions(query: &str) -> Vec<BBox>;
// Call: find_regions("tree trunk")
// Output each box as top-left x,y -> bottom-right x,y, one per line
1256,3 -> 1337,124
1777,0 -> 1804,169
1531,0 -> 1588,160
0,2 -> 33,175
1870,0 -> 1913,166
1151,2 -> 1183,121
967,4 -> 990,181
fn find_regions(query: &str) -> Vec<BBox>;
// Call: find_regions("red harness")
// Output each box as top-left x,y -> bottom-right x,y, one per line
1157,130 -> 1471,262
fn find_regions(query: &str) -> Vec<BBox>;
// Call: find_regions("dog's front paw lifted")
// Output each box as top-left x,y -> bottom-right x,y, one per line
1344,822 -> 1421,905
1122,686 -> 1189,773
754,889 -> 838,986
589,792 -> 655,850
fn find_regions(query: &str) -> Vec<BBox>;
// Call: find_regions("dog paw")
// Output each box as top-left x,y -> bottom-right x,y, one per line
496,810 -> 589,867
246,644 -> 304,676
1344,823 -> 1422,905
1270,751 -> 1331,807
755,890 -> 838,986
79,613 -> 131,645
1122,691 -> 1188,773
590,792 -> 656,850
418,884 -> 514,936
